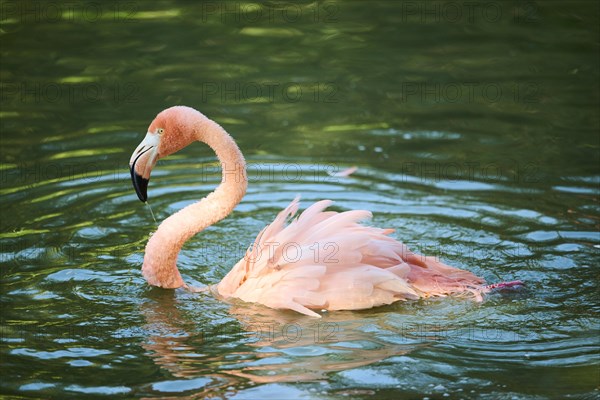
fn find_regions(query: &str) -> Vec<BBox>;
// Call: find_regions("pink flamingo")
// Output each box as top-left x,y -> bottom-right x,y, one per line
129,106 -> 522,317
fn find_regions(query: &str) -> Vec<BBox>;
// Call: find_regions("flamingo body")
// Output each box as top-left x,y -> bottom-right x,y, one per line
217,198 -> 486,317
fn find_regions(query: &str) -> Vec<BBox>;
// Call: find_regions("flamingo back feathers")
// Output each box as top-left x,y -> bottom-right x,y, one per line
217,198 -> 487,317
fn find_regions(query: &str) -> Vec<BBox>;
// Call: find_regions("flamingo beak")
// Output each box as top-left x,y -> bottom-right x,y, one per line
129,132 -> 160,202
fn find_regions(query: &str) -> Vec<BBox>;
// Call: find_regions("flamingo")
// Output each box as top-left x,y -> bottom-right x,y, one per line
129,106 -> 522,317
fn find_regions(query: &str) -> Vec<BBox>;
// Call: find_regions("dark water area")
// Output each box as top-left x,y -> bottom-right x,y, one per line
1,1 -> 598,398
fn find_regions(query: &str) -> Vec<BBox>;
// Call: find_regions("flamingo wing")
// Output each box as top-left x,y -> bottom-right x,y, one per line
217,198 -> 486,317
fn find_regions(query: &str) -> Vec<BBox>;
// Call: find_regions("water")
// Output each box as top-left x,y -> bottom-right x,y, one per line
1,1 -> 599,398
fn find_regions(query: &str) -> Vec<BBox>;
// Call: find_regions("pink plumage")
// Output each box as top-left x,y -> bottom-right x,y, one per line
217,197 -> 486,317
129,106 -> 515,318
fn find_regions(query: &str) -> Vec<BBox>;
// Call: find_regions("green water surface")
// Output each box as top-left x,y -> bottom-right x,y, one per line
1,1 -> 599,399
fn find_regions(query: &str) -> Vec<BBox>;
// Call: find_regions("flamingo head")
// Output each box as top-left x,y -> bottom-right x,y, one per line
129,106 -> 203,202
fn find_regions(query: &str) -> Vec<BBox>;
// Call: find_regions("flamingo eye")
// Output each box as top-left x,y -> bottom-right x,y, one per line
157,128 -> 164,134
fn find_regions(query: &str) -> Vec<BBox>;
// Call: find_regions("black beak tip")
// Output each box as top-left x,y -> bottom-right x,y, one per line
130,165 -> 149,202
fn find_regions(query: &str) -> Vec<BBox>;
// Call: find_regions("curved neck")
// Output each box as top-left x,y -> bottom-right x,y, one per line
142,119 -> 247,288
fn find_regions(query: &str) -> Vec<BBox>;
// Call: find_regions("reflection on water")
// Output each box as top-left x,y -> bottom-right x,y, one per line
141,289 -> 422,393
